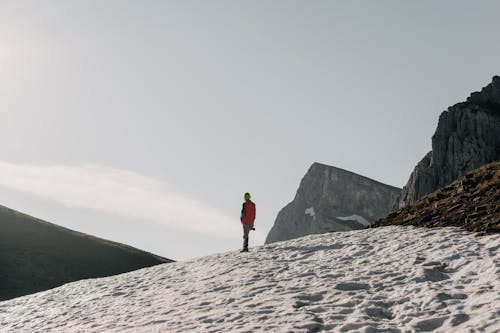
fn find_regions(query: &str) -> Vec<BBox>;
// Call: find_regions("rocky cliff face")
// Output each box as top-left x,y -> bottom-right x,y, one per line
395,76 -> 500,209
372,161 -> 500,233
265,163 -> 400,243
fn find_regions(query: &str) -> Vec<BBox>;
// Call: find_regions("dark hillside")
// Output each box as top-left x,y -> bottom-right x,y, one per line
0,205 -> 172,301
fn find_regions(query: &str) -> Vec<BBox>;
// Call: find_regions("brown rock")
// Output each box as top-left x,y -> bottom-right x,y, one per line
371,161 -> 500,234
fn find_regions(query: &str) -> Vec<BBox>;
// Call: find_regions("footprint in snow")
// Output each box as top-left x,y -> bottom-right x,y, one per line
334,282 -> 370,291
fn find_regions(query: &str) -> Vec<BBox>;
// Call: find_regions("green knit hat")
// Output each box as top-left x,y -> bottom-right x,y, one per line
244,192 -> 251,200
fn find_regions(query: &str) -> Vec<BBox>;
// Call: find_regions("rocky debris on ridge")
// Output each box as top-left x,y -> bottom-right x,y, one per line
265,163 -> 400,244
372,161 -> 500,233
395,76 -> 500,209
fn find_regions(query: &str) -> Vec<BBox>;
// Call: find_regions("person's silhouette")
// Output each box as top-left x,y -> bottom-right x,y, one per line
240,192 -> 256,252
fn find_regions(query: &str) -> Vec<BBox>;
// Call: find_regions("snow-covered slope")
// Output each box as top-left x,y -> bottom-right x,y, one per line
1,226 -> 499,332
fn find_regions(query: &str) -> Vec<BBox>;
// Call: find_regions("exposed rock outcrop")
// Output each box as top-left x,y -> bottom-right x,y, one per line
265,163 -> 400,243
0,205 -> 172,301
395,76 -> 500,209
372,161 -> 500,233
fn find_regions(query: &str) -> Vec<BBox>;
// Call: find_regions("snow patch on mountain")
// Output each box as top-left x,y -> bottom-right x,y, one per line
1,226 -> 498,332
305,207 -> 315,219
337,214 -> 370,226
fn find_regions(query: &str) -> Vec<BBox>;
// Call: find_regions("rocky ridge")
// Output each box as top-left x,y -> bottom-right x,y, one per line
395,76 -> 500,209
265,163 -> 400,243
372,161 -> 500,233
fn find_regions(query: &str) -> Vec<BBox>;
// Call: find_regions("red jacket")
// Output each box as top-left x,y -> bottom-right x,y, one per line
241,199 -> 256,224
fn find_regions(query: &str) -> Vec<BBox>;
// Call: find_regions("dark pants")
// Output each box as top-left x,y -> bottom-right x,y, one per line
242,223 -> 252,249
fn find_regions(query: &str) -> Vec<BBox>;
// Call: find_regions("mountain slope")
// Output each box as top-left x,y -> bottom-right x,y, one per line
266,163 -> 400,243
395,76 -> 500,209
373,161 -> 500,233
1,226 -> 498,332
0,204 -> 172,301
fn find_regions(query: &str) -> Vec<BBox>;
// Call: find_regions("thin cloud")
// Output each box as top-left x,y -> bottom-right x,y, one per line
0,161 -> 257,240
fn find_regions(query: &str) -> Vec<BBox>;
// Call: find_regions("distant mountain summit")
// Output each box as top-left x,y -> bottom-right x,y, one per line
0,205 -> 172,301
265,163 -> 400,243
395,76 -> 500,209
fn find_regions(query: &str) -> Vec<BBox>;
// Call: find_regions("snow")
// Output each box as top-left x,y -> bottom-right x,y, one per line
337,214 -> 370,226
305,207 -> 315,219
1,226 -> 499,332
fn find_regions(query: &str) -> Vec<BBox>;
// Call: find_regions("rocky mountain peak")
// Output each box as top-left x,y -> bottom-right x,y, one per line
395,76 -> 500,209
466,75 -> 500,106
265,163 -> 400,244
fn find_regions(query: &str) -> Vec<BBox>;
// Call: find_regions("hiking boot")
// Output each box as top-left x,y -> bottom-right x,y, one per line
240,248 -> 249,252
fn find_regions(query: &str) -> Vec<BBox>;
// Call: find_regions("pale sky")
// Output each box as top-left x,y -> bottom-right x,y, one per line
1,0 -> 499,260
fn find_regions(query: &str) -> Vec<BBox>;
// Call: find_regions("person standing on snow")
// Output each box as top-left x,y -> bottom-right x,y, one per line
240,192 -> 256,252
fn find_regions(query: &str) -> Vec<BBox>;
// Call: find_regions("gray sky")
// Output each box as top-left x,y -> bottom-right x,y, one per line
1,0 -> 499,260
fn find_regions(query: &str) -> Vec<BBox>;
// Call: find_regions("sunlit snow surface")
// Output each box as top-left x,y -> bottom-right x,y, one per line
1,226 -> 499,332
